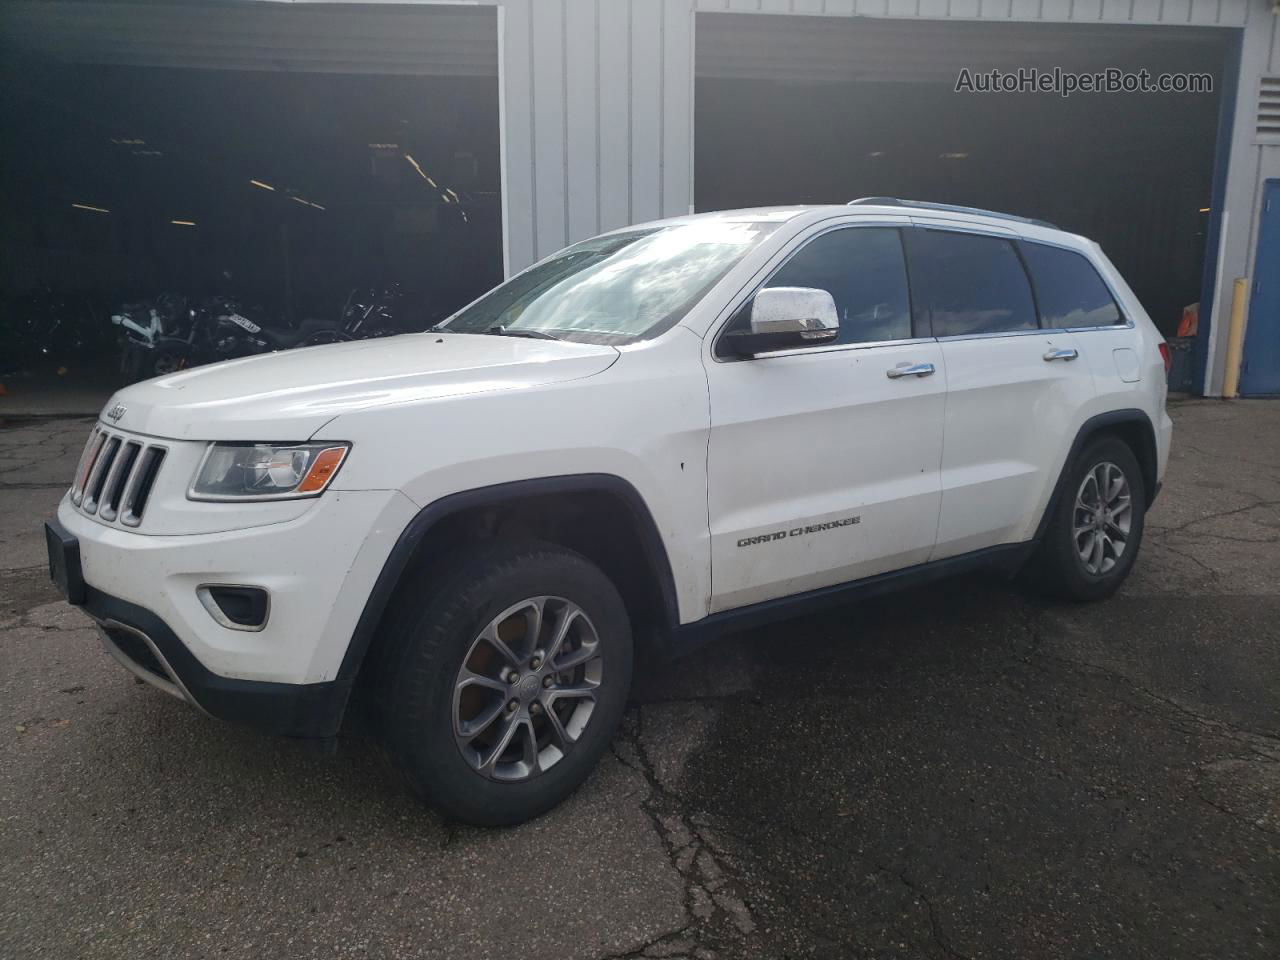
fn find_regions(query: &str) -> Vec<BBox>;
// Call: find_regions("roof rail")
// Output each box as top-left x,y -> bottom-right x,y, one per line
846,197 -> 1059,230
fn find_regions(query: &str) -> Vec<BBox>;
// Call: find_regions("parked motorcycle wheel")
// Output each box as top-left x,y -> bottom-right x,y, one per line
148,345 -> 188,378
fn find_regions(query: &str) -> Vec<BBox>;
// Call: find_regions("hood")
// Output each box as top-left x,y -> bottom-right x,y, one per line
103,333 -> 620,441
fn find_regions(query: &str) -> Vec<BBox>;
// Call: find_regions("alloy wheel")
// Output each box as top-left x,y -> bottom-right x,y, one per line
1073,460 -> 1132,576
452,596 -> 602,782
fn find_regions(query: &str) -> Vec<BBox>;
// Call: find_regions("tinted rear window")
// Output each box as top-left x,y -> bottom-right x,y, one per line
904,229 -> 1037,337
1019,241 -> 1123,328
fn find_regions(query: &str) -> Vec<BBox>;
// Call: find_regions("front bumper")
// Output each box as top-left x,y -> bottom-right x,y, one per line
86,586 -> 350,738
53,485 -> 419,737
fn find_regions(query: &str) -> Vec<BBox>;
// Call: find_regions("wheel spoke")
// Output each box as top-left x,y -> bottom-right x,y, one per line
522,598 -> 546,657
547,681 -> 599,703
1105,466 -> 1126,505
1083,469 -> 1101,506
480,712 -> 522,773
1089,529 -> 1104,571
455,668 -> 507,695
553,640 -> 600,672
518,717 -> 540,773
479,622 -> 523,670
457,697 -> 507,741
1077,530 -> 1097,566
543,702 -> 574,748
543,604 -> 581,664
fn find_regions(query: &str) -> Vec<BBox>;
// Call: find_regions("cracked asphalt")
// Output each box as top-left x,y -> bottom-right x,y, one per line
2,399 -> 1278,959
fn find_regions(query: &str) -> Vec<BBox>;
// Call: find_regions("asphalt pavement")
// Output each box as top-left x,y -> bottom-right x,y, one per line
1,399 -> 1277,959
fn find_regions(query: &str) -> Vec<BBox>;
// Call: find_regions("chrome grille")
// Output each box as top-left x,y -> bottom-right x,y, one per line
69,427 -> 167,527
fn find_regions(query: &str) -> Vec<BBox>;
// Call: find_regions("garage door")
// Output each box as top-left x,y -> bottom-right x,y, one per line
695,12 -> 1231,339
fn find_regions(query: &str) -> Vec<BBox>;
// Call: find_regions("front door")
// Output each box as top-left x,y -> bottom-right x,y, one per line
704,224 -> 946,614
1240,180 -> 1280,396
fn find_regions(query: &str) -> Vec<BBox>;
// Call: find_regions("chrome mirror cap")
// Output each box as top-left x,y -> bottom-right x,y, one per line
749,286 -> 840,341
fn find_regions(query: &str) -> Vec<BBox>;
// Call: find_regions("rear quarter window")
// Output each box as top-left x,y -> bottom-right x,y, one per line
1018,241 -> 1124,328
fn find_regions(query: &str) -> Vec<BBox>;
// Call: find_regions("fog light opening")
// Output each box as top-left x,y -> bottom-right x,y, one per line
198,585 -> 270,632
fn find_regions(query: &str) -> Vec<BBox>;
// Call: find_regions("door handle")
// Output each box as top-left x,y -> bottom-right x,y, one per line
1043,347 -> 1079,362
886,362 -> 936,379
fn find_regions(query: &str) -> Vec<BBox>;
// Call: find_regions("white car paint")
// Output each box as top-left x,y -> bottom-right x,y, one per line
58,203 -> 1172,689
108,332 -> 620,441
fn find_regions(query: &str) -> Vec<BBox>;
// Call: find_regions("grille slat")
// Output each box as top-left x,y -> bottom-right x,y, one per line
82,437 -> 121,514
70,430 -> 105,505
121,447 -> 166,527
69,427 -> 167,527
99,441 -> 141,522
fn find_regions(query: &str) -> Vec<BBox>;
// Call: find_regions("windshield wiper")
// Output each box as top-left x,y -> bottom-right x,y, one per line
485,325 -> 560,341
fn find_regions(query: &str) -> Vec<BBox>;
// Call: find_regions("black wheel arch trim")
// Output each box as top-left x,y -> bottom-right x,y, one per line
1032,407 -> 1160,545
336,473 -> 681,687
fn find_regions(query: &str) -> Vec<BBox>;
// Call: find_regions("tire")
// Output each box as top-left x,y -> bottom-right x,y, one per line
375,540 -> 633,826
1026,434 -> 1147,602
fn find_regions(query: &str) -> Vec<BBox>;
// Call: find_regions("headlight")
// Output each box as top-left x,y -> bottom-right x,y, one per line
189,442 -> 350,501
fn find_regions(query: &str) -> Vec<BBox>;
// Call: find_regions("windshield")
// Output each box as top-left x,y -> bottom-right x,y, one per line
438,220 -> 778,344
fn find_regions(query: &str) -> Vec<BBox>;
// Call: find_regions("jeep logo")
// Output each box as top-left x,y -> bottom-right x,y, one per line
106,403 -> 127,423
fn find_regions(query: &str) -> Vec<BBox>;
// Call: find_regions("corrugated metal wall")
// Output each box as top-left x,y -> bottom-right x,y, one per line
692,0 -> 1248,25
498,0 -> 694,275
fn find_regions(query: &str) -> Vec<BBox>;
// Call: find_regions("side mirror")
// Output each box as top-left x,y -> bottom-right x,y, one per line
722,286 -> 840,357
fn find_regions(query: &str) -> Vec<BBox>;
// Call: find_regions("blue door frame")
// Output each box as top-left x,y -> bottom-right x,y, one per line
1239,179 -> 1280,396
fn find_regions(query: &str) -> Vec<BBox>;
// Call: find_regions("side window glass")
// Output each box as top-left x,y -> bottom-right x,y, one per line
904,229 -> 1038,337
1019,241 -> 1123,328
724,227 -> 912,348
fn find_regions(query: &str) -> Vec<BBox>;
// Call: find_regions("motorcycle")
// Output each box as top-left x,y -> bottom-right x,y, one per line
112,284 -> 409,383
302,284 -> 406,345
202,297 -> 349,354
112,293 -> 195,381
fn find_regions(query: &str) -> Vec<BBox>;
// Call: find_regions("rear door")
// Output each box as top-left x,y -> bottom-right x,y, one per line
704,222 -> 946,614
1017,238 -> 1137,411
903,222 -> 1096,560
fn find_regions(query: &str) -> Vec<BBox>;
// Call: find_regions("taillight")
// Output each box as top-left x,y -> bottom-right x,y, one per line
1158,341 -> 1171,377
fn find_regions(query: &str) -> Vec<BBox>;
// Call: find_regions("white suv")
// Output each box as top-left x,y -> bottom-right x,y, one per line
46,199 -> 1172,825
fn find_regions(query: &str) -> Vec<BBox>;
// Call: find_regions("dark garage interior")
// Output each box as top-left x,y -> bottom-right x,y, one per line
696,14 -> 1232,340
0,2 -> 501,387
